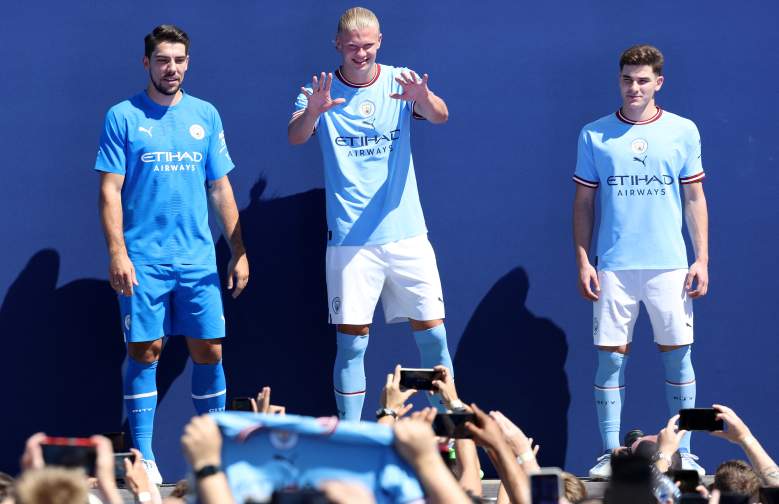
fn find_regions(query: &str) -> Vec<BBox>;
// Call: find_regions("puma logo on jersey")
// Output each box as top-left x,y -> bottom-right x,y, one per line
138,126 -> 154,138
633,155 -> 647,167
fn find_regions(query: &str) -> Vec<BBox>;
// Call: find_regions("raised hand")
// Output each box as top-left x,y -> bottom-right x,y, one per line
381,364 -> 417,417
390,71 -> 430,102
711,404 -> 752,444
302,72 -> 346,116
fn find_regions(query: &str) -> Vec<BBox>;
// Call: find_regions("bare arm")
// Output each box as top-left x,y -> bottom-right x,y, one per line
682,182 -> 709,297
390,71 -> 448,124
288,72 -> 345,145
454,439 -> 482,497
99,172 -> 137,296
573,184 -> 600,301
711,404 -> 779,486
411,88 -> 448,124
182,416 -> 236,504
208,175 -> 249,298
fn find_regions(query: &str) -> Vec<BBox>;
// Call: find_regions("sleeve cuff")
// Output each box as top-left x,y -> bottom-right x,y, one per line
572,175 -> 599,188
679,172 -> 705,184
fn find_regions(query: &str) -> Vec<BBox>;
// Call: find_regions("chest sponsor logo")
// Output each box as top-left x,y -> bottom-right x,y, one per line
189,124 -> 205,140
335,129 -> 400,158
608,174 -> 674,197
141,151 -> 203,172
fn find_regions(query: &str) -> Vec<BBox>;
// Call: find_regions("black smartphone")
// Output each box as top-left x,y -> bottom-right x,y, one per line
270,488 -> 330,504
399,368 -> 440,390
530,468 -> 563,504
672,469 -> 700,494
760,487 -> 779,504
101,431 -> 126,452
678,408 -> 724,431
229,397 -> 254,411
41,437 -> 97,476
718,493 -> 750,504
432,412 -> 475,439
113,451 -> 136,479
680,495 -> 708,503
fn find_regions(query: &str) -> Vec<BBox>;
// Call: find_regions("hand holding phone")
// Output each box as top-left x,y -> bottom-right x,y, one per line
432,413 -> 475,439
41,437 -> 97,476
530,468 -> 563,504
672,469 -> 700,494
229,397 -> 255,412
113,451 -> 137,479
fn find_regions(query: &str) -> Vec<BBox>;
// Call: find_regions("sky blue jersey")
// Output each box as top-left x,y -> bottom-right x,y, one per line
294,64 -> 428,246
212,412 -> 425,504
574,108 -> 705,271
94,91 -> 234,265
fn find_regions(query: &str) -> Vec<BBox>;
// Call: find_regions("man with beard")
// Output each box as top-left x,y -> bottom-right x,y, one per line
94,24 -> 249,484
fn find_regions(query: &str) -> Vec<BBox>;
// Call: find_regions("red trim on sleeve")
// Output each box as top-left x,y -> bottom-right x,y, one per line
573,175 -> 600,188
680,172 -> 706,184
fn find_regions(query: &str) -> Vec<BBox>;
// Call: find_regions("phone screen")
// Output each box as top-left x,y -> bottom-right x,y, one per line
41,438 -> 97,476
760,487 -> 779,504
432,413 -> 474,439
673,469 -> 700,494
530,473 -> 561,504
229,397 -> 254,411
113,451 -> 136,479
678,408 -> 724,431
399,368 -> 439,390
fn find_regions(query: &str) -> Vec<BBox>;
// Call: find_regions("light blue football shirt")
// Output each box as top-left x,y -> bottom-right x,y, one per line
95,91 -> 234,265
294,64 -> 428,246
574,108 -> 705,270
212,412 -> 425,504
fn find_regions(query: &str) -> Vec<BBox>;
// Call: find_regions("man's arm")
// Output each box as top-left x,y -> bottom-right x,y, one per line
288,72 -> 346,145
711,404 -> 779,486
208,175 -> 249,298
573,184 -> 600,301
682,182 -> 709,298
99,172 -> 137,296
390,71 -> 448,124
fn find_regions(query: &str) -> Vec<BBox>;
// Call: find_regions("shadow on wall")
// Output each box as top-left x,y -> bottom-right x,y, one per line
216,178 -> 335,417
454,267 -> 570,472
0,249 -> 126,474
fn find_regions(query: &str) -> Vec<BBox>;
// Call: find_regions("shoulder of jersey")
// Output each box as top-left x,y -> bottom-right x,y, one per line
581,112 -> 619,132
659,110 -> 698,131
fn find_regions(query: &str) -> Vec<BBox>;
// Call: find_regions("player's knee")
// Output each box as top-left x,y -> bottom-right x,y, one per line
127,340 -> 163,363
409,318 -> 444,331
337,324 -> 370,336
188,338 -> 223,364
657,343 -> 687,352
597,344 -> 630,355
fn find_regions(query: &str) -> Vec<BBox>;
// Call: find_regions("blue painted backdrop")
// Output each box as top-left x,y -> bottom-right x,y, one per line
1,0 -> 777,479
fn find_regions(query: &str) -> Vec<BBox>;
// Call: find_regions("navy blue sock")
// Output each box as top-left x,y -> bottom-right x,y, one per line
413,324 -> 454,411
594,351 -> 628,452
661,346 -> 696,452
333,332 -> 369,420
191,360 -> 227,414
124,358 -> 158,461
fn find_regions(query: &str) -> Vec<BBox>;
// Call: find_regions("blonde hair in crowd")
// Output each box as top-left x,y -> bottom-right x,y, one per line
337,7 -> 380,34
14,467 -> 88,504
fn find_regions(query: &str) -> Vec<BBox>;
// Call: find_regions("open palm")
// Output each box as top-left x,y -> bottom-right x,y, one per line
390,70 -> 430,101
302,72 -> 345,115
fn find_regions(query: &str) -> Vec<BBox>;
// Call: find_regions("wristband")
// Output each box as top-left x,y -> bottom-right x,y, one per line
741,436 -> 756,447
136,491 -> 152,503
194,464 -> 222,481
447,400 -> 467,412
376,407 -> 398,420
653,451 -> 672,464
518,449 -> 535,463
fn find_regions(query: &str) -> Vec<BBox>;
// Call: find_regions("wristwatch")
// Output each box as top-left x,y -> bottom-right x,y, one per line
375,407 -> 398,420
447,399 -> 468,412
194,464 -> 222,481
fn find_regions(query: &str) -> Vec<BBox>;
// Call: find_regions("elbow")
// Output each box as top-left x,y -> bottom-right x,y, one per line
433,109 -> 449,125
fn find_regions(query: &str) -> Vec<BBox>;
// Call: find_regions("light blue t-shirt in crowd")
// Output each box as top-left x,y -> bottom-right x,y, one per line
95,91 -> 234,265
212,412 -> 425,504
574,108 -> 705,270
294,64 -> 428,246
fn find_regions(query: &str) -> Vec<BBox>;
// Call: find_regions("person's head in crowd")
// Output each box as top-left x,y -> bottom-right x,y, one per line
713,460 -> 760,503
13,467 -> 87,504
630,436 -> 682,471
604,451 -> 657,504
561,470 -> 587,502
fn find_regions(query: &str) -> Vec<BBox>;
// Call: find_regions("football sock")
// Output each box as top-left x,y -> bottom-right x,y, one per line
594,350 -> 628,452
191,360 -> 227,414
333,332 -> 369,421
413,324 -> 454,411
124,357 -> 158,461
661,345 -> 696,453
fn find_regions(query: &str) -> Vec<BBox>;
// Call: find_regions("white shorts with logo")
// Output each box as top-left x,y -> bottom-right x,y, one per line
593,269 -> 693,346
326,234 -> 446,325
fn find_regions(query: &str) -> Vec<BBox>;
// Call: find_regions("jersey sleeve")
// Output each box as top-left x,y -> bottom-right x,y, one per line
573,128 -> 599,187
679,122 -> 705,184
205,107 -> 235,181
94,108 -> 127,174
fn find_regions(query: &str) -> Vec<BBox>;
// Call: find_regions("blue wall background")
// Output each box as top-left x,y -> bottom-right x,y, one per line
1,0 -> 777,480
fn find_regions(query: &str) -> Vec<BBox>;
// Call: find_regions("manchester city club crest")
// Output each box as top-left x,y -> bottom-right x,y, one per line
189,124 -> 205,140
631,138 -> 648,154
358,100 -> 376,118
332,297 -> 341,314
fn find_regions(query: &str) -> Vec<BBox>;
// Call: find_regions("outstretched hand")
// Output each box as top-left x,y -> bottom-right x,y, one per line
302,72 -> 346,116
390,71 -> 431,102
381,365 -> 416,417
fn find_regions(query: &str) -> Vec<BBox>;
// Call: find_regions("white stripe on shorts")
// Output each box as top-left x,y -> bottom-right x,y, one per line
191,389 -> 227,400
123,391 -> 158,400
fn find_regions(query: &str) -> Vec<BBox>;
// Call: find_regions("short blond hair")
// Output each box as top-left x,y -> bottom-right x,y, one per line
14,468 -> 88,504
337,7 -> 380,34
562,471 -> 587,503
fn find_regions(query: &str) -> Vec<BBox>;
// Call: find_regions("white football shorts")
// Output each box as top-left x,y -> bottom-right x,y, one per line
593,268 -> 693,346
325,234 -> 446,325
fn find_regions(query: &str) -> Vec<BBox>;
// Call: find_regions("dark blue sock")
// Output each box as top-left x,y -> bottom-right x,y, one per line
191,360 -> 227,414
124,358 -> 158,461
333,332 -> 369,420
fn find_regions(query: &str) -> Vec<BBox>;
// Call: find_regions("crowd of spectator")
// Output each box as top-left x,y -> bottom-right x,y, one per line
1,366 -> 776,504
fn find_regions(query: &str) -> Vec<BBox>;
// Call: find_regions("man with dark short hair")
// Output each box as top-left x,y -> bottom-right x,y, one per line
573,44 -> 709,479
95,24 -> 248,484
